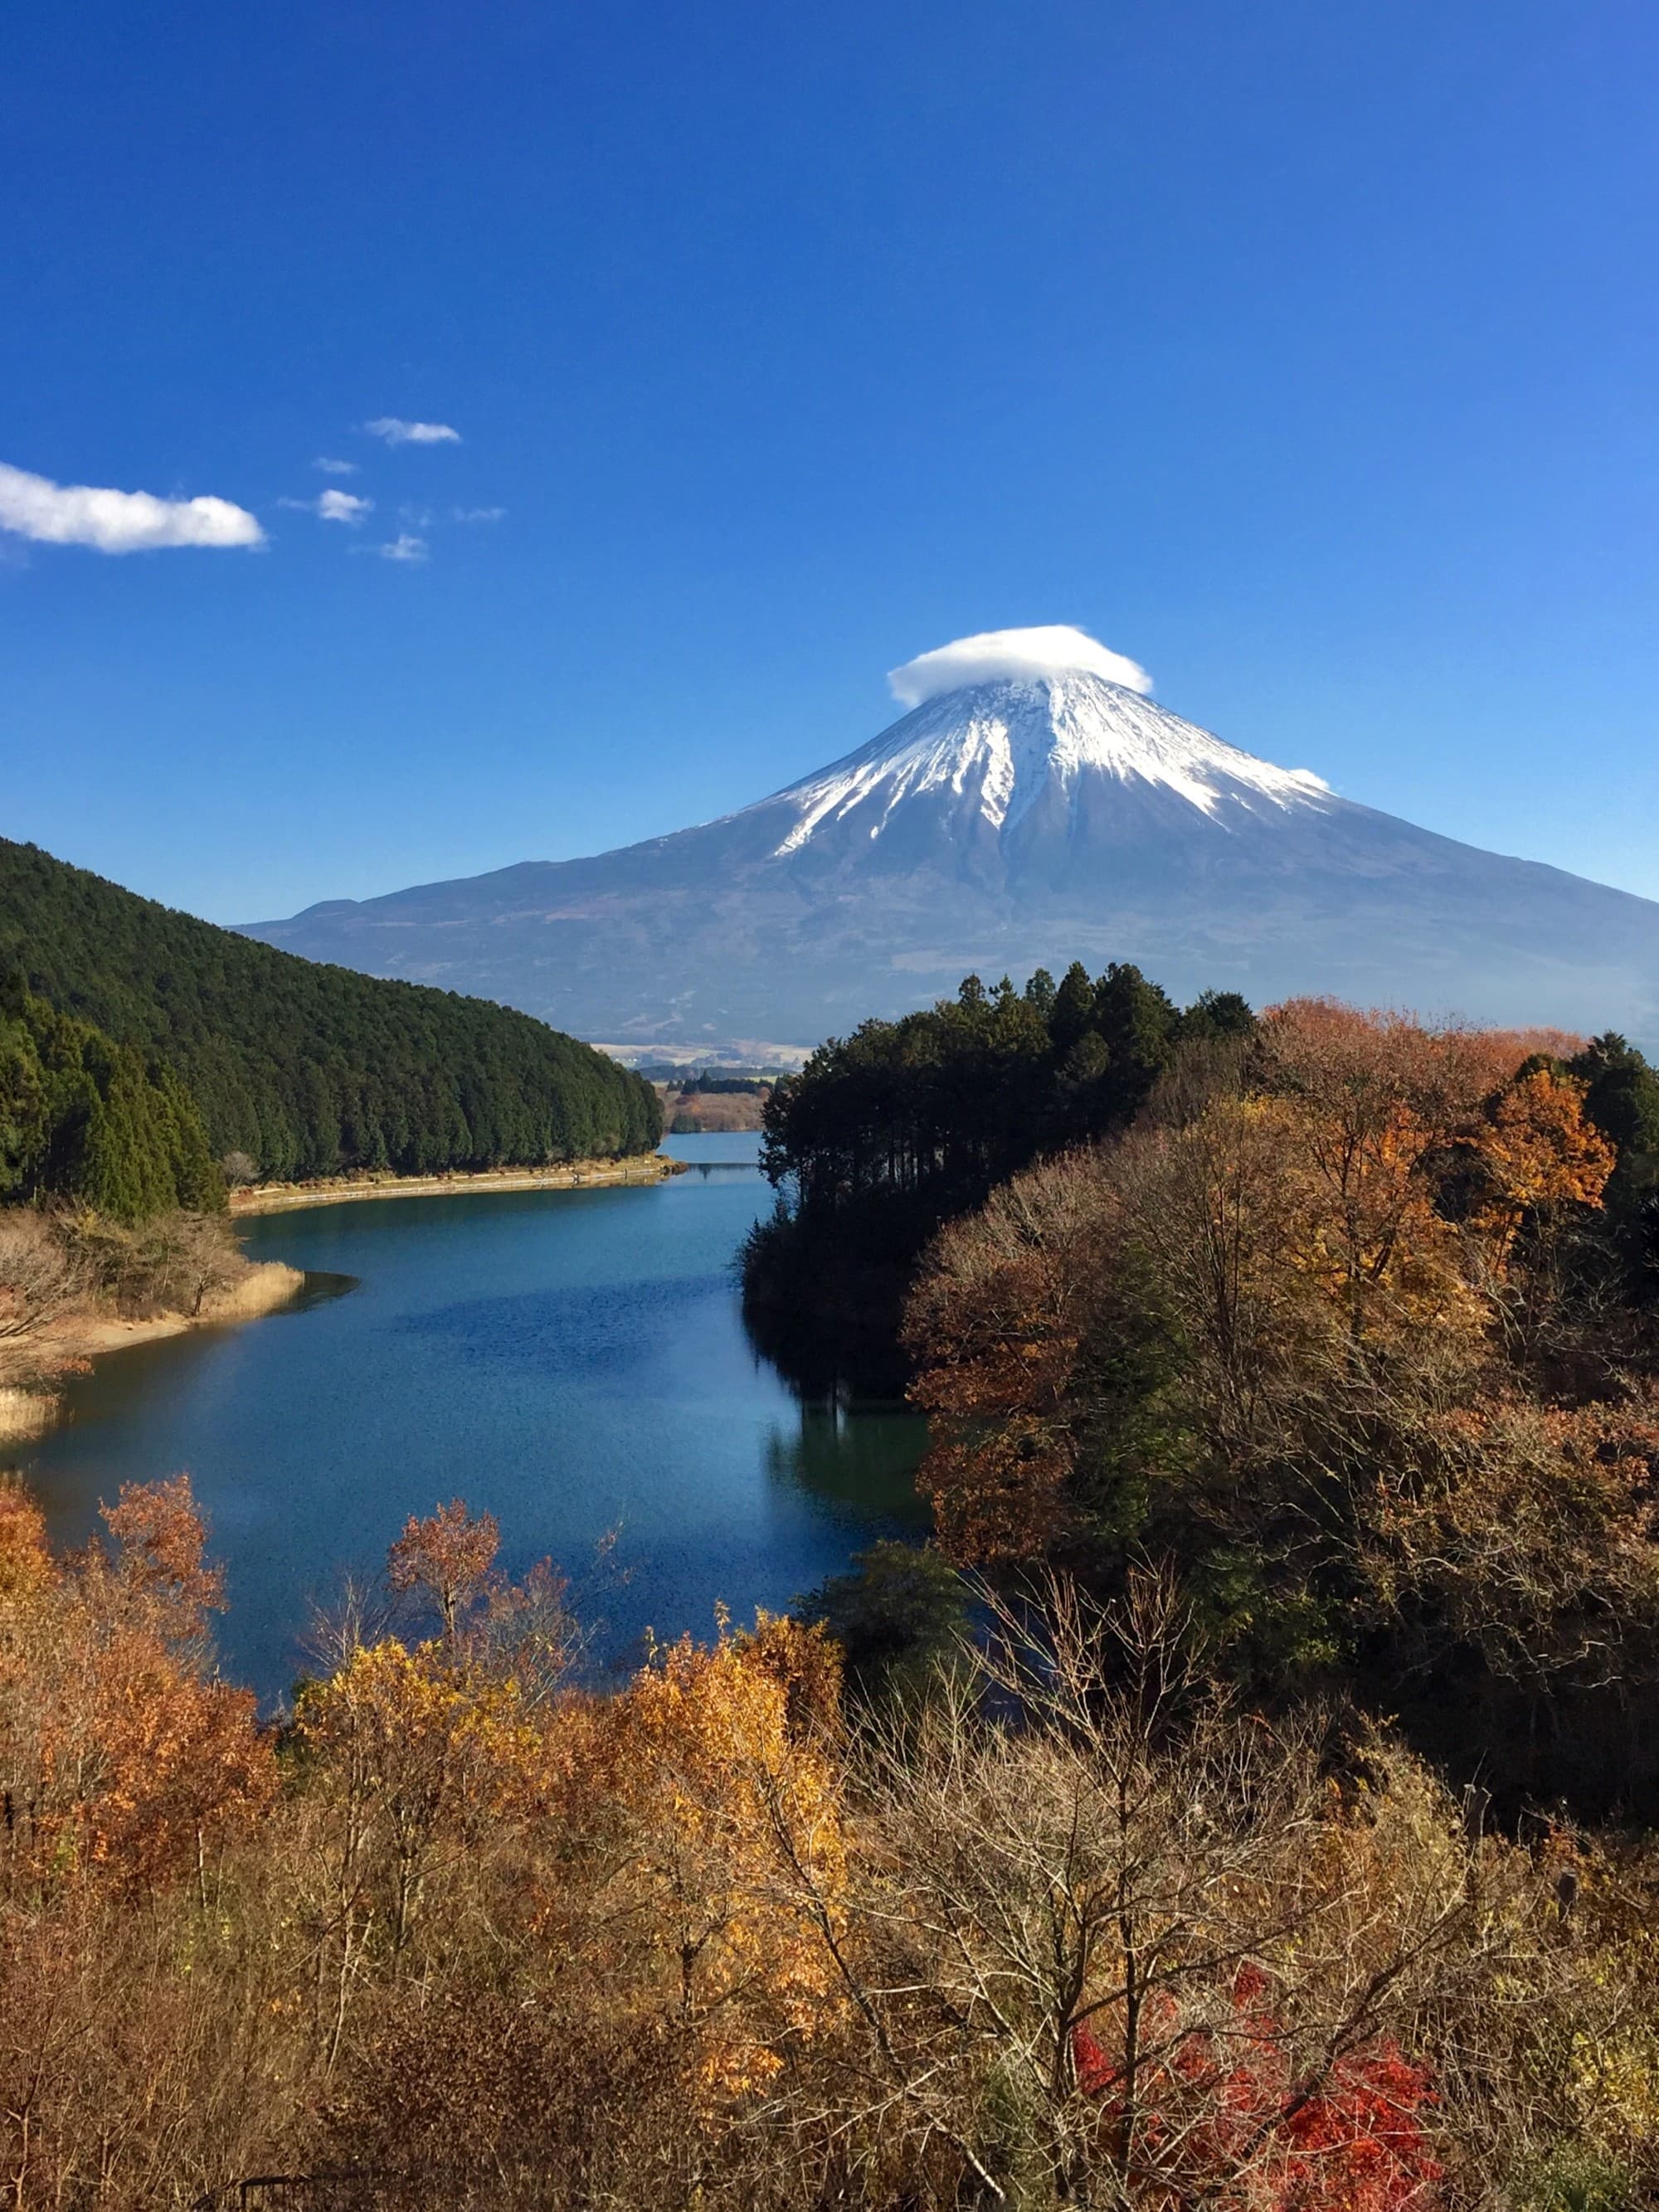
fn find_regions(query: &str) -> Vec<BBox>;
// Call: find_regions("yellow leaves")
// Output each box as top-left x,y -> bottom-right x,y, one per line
556,1617 -> 849,2112
291,1588 -> 849,2121
1472,1066 -> 1614,1248
0,1478 -> 54,1597
296,1632 -> 539,1844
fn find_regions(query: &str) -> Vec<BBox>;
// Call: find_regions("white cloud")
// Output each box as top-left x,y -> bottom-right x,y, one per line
888,625 -> 1152,707
364,417 -> 461,446
377,532 -> 428,562
279,489 -> 374,524
0,460 -> 264,554
452,505 -> 505,523
313,456 -> 359,475
398,503 -> 435,527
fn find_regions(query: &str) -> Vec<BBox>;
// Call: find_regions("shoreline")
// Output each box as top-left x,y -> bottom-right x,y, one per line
229,1152 -> 685,1216
2,1155 -> 689,1447
0,1261 -> 307,1448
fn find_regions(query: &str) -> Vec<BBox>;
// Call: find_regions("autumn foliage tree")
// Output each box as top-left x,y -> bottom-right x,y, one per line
906,1004 -> 1659,1787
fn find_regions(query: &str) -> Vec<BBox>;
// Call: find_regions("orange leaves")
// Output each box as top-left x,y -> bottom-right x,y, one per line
0,1480 -> 54,1598
1262,1003 -> 1611,1281
102,1472 -> 226,1631
1472,1065 -> 1614,1247
910,1004 -> 1628,1575
387,1497 -> 500,1645
0,1475 -> 274,1896
76,1665 -> 270,1887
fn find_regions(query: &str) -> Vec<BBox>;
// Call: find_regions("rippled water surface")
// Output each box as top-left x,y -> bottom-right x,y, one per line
18,1136 -> 926,1700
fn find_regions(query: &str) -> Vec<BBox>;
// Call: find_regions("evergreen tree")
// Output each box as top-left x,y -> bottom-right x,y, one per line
745,960 -> 1265,1355
0,988 -> 225,1221
1049,960 -> 1096,1053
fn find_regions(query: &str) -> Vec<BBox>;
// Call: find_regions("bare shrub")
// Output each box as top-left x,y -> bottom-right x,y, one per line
0,1211 -> 87,1339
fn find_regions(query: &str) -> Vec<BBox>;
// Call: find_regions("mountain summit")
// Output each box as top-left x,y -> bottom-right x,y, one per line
761,668 -> 1331,865
244,630 -> 1659,1053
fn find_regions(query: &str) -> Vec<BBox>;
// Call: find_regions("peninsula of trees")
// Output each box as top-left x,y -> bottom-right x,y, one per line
0,837 -> 662,1195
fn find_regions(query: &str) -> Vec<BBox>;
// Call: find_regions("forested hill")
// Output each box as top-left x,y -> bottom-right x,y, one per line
0,839 -> 662,1182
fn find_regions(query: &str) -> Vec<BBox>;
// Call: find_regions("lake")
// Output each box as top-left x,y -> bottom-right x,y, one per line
17,1135 -> 927,1702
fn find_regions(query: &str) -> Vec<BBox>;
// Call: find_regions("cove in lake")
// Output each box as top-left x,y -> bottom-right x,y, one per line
17,1135 -> 927,1702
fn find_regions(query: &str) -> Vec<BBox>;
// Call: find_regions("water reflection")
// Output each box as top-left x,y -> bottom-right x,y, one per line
764,1397 -> 932,1527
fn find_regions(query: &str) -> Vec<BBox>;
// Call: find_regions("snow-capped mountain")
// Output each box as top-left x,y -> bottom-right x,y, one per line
771,670 -> 1332,857
241,629 -> 1659,1054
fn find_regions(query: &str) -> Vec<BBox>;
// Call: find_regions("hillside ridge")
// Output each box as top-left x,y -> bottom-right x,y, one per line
0,837 -> 662,1180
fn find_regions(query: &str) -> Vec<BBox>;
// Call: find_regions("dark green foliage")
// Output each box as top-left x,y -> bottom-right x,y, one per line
1570,1033 -> 1659,1296
1068,1242 -> 1193,1547
0,984 -> 223,1221
0,840 -> 662,1184
1572,1033 -> 1659,1152
742,960 -> 1255,1360
795,1539 -> 969,1706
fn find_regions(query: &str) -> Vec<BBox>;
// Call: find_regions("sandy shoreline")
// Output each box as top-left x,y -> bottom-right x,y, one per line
0,1261 -> 306,1447
230,1153 -> 684,1216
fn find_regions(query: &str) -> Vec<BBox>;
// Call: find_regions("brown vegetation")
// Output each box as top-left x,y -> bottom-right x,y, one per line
4,1488 -> 1659,2207
907,1004 -> 1659,1807
660,1085 -> 769,1134
0,1207 -> 294,1432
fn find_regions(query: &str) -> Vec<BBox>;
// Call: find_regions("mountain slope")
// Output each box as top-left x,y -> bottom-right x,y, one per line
242,644 -> 1659,1052
0,838 -> 662,1179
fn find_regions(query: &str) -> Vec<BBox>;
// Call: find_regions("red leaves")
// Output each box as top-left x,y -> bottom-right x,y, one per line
1073,1971 -> 1442,2209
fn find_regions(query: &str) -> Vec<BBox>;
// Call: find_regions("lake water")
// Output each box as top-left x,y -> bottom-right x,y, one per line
16,1135 -> 927,1703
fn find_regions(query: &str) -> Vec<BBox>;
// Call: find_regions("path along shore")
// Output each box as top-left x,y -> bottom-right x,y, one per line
229,1152 -> 684,1216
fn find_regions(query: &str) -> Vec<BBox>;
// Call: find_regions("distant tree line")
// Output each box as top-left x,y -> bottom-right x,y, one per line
0,839 -> 662,1194
636,1062 -> 783,1087
742,961 -> 1255,1369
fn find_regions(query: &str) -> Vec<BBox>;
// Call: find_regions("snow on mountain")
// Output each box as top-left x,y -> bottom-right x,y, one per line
241,629 -> 1659,1056
769,673 -> 1331,854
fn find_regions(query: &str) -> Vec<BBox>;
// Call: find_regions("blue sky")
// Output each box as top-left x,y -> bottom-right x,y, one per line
3,0 -> 1657,924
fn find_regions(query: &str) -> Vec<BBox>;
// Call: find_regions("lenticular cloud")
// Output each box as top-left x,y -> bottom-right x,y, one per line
0,461 -> 264,554
888,625 -> 1153,707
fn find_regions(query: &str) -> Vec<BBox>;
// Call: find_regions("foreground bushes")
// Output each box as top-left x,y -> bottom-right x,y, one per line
5,1485 -> 1659,2208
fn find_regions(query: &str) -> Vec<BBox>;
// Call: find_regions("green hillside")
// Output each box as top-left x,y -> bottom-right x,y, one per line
2,975 -> 222,1220
0,839 -> 662,1183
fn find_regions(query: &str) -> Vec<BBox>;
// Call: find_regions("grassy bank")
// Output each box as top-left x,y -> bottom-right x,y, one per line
0,1211 -> 307,1444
